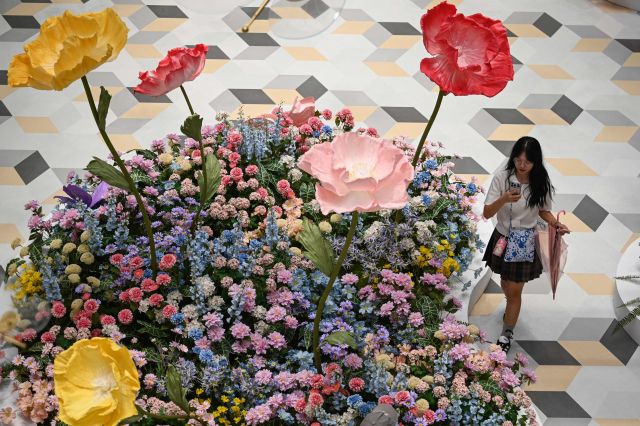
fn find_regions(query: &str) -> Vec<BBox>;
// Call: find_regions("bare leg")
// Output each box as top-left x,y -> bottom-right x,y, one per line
501,278 -> 525,329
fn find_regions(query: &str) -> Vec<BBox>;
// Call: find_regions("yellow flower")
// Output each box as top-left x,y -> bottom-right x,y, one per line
8,8 -> 128,91
54,338 -> 140,426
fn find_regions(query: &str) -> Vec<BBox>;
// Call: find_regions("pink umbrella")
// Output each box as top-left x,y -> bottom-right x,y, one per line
536,211 -> 568,299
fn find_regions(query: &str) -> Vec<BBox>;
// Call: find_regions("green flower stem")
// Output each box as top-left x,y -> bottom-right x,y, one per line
189,137 -> 207,236
81,76 -> 158,279
180,85 -> 195,116
411,89 -> 445,168
312,211 -> 359,373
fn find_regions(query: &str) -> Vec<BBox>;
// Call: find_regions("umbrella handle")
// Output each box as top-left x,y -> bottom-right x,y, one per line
555,210 -> 566,226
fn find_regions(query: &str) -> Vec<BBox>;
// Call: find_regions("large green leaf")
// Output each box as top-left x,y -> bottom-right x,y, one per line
97,86 -> 111,130
298,182 -> 315,202
165,365 -> 190,414
298,219 -> 334,276
198,154 -> 222,203
323,331 -> 357,349
181,114 -> 203,141
86,157 -> 129,190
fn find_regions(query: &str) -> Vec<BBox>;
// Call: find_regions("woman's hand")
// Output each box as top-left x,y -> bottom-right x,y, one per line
501,189 -> 521,203
555,222 -> 570,235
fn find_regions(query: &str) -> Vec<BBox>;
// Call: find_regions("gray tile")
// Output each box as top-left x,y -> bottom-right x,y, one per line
109,90 -> 139,116
551,193 -> 589,212
526,392 -> 590,418
551,95 -> 583,124
0,70 -> 7,85
612,67 -> 640,81
86,72 -> 123,87
128,31 -> 167,44
14,151 -> 48,185
485,108 -> 534,125
542,419 -> 592,426
52,168 -> 85,184
230,89 -> 273,105
0,28 -> 38,42
630,128 -> 640,153
363,108 -> 395,136
519,94 -> 561,109
517,340 -> 581,365
106,118 -> 149,134
0,101 -> 9,117
3,15 -> 39,29
505,11 -> 542,24
381,106 -> 427,123
600,319 -> 639,364
587,110 -> 635,126
451,157 -> 488,174
566,25 -> 610,38
147,5 -> 188,19
297,76 -> 327,100
533,13 -> 563,37
241,6 -> 279,20
332,90 -> 375,106
205,46 -> 229,60
302,0 -> 329,19
340,9 -> 373,21
484,279 -> 503,294
128,6 -> 157,30
0,150 -> 34,167
209,90 -> 241,113
488,140 -> 515,156
128,87 -> 172,104
379,22 -> 420,36
363,23 -> 392,46
559,317 -> 617,341
0,0 -> 19,14
603,39 -> 632,65
234,46 -> 279,60
617,39 -> 640,52
237,32 -> 279,47
613,213 -> 640,233
366,48 -> 406,62
468,110 -> 500,139
573,195 -> 609,231
266,75 -> 309,89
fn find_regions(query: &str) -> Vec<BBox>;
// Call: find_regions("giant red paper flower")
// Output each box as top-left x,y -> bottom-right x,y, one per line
420,2 -> 514,97
134,44 -> 208,96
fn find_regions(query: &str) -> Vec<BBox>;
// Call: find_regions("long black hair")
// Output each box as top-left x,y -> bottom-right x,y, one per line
505,136 -> 554,209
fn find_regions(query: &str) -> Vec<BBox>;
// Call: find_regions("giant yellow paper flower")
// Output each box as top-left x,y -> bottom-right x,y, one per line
54,338 -> 140,426
8,8 -> 128,91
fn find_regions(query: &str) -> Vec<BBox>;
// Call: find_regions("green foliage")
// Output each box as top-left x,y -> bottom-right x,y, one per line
323,331 -> 357,349
86,157 -> 129,190
297,219 -> 335,277
180,114 -> 203,141
198,154 -> 222,204
165,365 -> 190,414
97,86 -> 111,130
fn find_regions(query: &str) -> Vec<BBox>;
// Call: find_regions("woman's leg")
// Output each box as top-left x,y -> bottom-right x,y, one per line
501,278 -> 525,329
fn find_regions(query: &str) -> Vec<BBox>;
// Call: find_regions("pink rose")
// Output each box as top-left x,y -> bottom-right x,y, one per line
134,44 -> 208,96
297,132 -> 414,214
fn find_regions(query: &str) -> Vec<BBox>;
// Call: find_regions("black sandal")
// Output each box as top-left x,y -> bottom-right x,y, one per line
497,330 -> 513,353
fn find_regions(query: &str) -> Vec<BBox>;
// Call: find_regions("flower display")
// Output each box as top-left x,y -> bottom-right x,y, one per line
54,338 -> 140,426
8,8 -> 128,90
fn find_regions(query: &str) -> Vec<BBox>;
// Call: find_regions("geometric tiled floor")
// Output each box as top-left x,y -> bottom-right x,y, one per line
1,0 -> 640,424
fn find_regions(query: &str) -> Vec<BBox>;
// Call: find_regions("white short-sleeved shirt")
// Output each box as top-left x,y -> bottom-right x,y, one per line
484,168 -> 551,236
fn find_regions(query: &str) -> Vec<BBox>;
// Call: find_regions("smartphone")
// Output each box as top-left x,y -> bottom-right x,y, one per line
509,181 -> 521,194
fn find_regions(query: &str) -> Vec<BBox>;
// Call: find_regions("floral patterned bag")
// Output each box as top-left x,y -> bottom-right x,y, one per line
504,203 -> 536,263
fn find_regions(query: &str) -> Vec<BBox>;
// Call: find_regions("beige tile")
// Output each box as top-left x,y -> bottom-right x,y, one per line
0,224 -> 23,244
232,104 -> 275,119
109,135 -> 142,151
366,62 -> 408,77
621,234 -> 640,253
613,80 -> 640,96
126,44 -> 163,59
469,294 -> 503,316
572,38 -> 611,52
121,103 -> 170,119
568,273 -> 615,295
0,86 -> 15,99
44,188 -> 67,205
74,86 -> 123,102
6,3 -> 48,15
348,106 -> 378,122
241,20 -> 275,33
523,366 -> 581,391
262,89 -> 299,106
557,211 -> 595,233
202,59 -> 228,74
623,53 -> 640,67
272,7 -> 312,19
594,126 -> 638,142
111,4 -> 143,17
0,168 -> 24,186
559,341 -> 623,366
596,420 -> 640,426
504,24 -> 547,38
333,21 -> 375,34
383,123 -> 426,139
592,0 -> 635,13
15,117 -> 58,134
427,0 -> 463,8
284,47 -> 327,61
142,18 -> 187,32
519,109 -> 568,125
546,158 -> 598,176
528,64 -> 575,80
488,124 -> 534,141
380,35 -> 421,49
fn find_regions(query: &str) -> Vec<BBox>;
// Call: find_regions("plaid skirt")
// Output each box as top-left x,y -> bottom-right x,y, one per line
482,228 -> 543,283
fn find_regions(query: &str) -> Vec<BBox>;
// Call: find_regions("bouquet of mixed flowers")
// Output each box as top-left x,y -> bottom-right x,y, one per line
0,2 -> 538,426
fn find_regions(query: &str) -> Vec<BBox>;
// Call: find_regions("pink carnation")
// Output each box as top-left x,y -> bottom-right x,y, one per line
117,309 -> 133,325
51,301 -> 66,318
159,254 -> 176,270
349,377 -> 365,392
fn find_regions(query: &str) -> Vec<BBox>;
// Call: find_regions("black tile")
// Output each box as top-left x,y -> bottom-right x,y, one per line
616,39 -> 640,52
485,108 -> 533,125
297,76 -> 327,100
14,152 -> 49,185
205,46 -> 229,60
551,95 -> 583,124
600,319 -> 639,365
451,157 -> 488,174
517,340 -> 581,365
230,89 -> 273,104
0,101 -> 9,117
379,22 -> 421,35
511,55 -> 522,65
533,12 -> 562,37
572,195 -> 608,231
302,0 -> 329,18
506,28 -> 517,38
488,140 -> 515,156
526,392 -> 590,418
21,0 -> 51,2
241,6 -> 279,20
3,15 -> 40,29
0,70 -> 6,85
237,32 -> 279,47
127,88 -> 172,104
147,5 -> 188,19
381,106 -> 427,123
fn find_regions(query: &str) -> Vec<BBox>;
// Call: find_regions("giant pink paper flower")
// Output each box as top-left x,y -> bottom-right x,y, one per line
298,133 -> 414,214
134,44 -> 208,96
287,97 -> 316,127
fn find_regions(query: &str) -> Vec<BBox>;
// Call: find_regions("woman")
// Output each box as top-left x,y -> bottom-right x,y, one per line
482,136 -> 570,353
